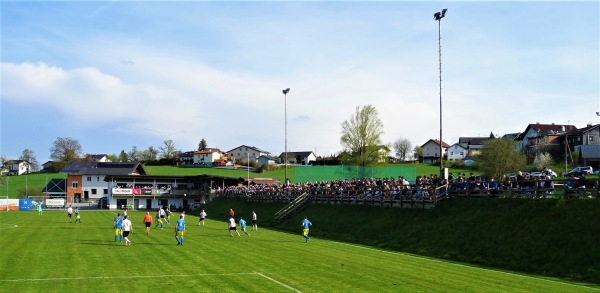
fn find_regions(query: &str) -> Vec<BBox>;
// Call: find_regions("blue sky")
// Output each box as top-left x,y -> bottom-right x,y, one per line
1,1 -> 599,164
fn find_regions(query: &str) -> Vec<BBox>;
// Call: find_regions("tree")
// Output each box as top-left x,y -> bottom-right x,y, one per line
118,150 -> 128,162
413,146 -> 423,162
198,138 -> 207,151
128,146 -> 140,162
106,154 -> 118,162
159,140 -> 178,160
50,137 -> 82,163
393,137 -> 412,162
340,105 -> 384,166
477,138 -> 526,180
19,148 -> 39,172
533,152 -> 554,170
139,146 -> 158,162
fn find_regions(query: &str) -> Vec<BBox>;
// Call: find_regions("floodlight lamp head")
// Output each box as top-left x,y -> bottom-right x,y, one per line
283,88 -> 290,95
442,9 -> 447,17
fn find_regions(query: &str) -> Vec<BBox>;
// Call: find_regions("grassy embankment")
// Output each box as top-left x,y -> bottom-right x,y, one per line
203,197 -> 600,284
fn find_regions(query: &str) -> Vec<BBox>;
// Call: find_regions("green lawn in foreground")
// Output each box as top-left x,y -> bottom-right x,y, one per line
0,210 -> 597,292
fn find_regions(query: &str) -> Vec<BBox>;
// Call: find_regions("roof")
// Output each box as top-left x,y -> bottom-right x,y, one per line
448,143 -> 467,150
580,145 -> 600,159
60,162 -> 146,175
501,133 -> 520,140
86,154 -> 108,160
226,145 -> 270,154
278,151 -> 315,158
240,177 -> 279,185
194,148 -> 223,155
515,123 -> 576,140
563,124 -> 600,137
458,137 -> 491,146
420,139 -> 450,148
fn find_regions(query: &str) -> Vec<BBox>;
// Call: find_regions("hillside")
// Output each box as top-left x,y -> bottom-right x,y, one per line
202,197 -> 600,284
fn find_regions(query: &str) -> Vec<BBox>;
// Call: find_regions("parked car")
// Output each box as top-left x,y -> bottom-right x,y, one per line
564,166 -> 594,178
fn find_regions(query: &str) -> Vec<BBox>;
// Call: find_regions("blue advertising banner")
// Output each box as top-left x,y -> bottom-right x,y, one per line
19,198 -> 33,211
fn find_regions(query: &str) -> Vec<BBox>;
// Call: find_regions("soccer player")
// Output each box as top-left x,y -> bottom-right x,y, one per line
252,211 -> 257,231
175,215 -> 186,245
159,206 -> 166,223
122,215 -> 133,246
165,207 -> 172,224
239,217 -> 250,236
67,205 -> 73,223
301,216 -> 312,243
143,212 -> 153,235
181,211 -> 185,220
229,208 -> 234,218
154,211 -> 164,229
114,213 -> 123,242
198,209 -> 207,226
75,207 -> 81,223
228,216 -> 240,237
37,202 -> 43,216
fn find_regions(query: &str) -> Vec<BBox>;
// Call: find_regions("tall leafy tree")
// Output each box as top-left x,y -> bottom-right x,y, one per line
340,105 -> 384,167
19,148 -> 39,172
198,138 -> 207,151
477,138 -> 526,180
50,137 -> 82,170
118,150 -> 128,162
128,146 -> 139,162
393,137 -> 412,162
413,146 -> 423,161
159,139 -> 177,159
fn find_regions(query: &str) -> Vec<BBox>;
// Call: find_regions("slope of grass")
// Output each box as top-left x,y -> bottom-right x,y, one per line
0,209 -> 597,292
203,197 -> 600,284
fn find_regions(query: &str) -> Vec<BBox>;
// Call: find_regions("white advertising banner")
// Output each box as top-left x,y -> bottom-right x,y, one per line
112,188 -> 133,195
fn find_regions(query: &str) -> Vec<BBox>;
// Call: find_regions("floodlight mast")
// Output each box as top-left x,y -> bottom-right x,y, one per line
434,8 -> 447,179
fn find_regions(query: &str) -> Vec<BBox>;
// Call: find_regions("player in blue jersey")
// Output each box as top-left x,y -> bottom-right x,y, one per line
75,207 -> 81,223
239,217 -> 250,236
175,215 -> 186,245
114,213 -> 123,242
154,211 -> 164,229
301,216 -> 312,243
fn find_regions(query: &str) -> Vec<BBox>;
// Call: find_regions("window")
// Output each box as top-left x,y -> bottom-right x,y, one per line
450,152 -> 454,155
72,182 -> 79,188
97,177 -> 100,182
103,189 -> 108,195
589,135 -> 594,142
87,176 -> 91,182
460,152 -> 464,156
92,189 -> 97,195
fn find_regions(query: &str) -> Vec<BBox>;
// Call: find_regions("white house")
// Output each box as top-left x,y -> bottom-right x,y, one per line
193,149 -> 225,166
278,151 -> 317,165
6,160 -> 30,176
227,145 -> 271,164
447,143 -> 467,161
420,139 -> 449,163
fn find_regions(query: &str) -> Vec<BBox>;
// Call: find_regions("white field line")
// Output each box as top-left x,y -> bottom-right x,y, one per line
255,272 -> 303,293
0,224 -> 18,230
330,241 -> 600,291
0,272 -> 258,282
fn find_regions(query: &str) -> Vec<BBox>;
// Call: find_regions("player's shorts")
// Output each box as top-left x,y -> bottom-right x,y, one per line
252,220 -> 256,224
200,217 -> 205,221
115,228 -> 122,235
176,231 -> 184,237
229,227 -> 237,231
123,231 -> 130,237
303,228 -> 309,236
76,215 -> 80,219
156,219 -> 163,224
160,215 -> 165,219
68,213 -> 72,218
241,227 -> 247,232
145,222 -> 151,228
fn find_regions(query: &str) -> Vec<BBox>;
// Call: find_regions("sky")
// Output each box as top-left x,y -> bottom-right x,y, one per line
1,1 -> 599,164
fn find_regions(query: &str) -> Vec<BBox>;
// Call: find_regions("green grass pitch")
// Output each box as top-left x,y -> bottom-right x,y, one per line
0,210 -> 598,292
